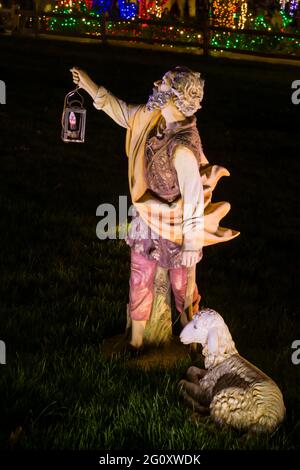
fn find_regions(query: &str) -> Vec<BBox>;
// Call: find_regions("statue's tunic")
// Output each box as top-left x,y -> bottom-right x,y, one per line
145,115 -> 201,203
93,87 -> 240,250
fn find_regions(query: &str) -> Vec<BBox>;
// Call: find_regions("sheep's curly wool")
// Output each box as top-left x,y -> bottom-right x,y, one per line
179,309 -> 286,433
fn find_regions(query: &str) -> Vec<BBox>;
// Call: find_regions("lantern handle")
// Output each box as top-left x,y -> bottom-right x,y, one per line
65,86 -> 85,107
67,98 -> 84,108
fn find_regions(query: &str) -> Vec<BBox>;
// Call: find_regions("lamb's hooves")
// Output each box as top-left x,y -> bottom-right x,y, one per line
178,379 -> 186,393
178,380 -> 210,416
186,366 -> 207,383
178,379 -> 209,405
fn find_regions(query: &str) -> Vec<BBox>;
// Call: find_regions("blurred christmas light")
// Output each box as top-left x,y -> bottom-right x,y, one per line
118,0 -> 138,19
289,0 -> 299,15
238,2 -> 248,29
212,0 -> 241,28
47,0 -> 300,56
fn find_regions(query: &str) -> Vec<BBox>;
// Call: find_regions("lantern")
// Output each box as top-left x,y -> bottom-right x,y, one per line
61,87 -> 86,143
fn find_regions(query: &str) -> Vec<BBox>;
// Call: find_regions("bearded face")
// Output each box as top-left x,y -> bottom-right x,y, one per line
146,79 -> 174,112
146,68 -> 204,117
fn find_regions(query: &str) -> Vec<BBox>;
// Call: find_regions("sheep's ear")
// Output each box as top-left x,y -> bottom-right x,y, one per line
207,327 -> 219,356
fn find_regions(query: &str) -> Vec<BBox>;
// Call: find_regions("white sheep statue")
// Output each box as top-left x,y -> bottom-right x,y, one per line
178,308 -> 286,433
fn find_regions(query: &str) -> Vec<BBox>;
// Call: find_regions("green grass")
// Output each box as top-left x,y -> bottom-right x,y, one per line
0,36 -> 299,450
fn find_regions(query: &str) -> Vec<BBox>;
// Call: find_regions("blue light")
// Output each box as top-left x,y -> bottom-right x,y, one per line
119,0 -> 138,20
92,0 -> 111,14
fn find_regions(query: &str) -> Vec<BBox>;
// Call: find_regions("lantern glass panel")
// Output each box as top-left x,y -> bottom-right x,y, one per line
62,107 -> 86,143
61,88 -> 86,144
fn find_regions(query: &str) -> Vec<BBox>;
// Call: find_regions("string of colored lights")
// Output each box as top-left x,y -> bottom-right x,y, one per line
52,1 -> 299,25
53,0 -> 89,14
139,0 -> 148,18
212,0 -> 241,28
146,0 -> 168,19
237,2 -> 248,30
281,9 -> 293,28
47,0 -> 300,56
92,0 -> 112,14
118,0 -> 138,19
53,0 -> 168,20
280,0 -> 300,15
85,0 -> 93,9
289,0 -> 299,15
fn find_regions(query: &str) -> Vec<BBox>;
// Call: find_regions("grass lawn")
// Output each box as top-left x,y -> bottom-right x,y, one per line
0,36 -> 299,452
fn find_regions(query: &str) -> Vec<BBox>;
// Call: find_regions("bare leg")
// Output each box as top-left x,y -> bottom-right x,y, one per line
130,319 -> 147,349
129,251 -> 157,347
129,251 -> 157,321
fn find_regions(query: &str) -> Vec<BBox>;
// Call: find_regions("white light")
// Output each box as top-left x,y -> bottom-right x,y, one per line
237,2 -> 249,30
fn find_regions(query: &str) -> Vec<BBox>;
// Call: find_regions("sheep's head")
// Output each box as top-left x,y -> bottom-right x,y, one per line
180,308 -> 238,369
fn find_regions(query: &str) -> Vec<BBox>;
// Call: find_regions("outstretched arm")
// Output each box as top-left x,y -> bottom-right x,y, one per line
70,67 -> 141,129
70,67 -> 99,100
